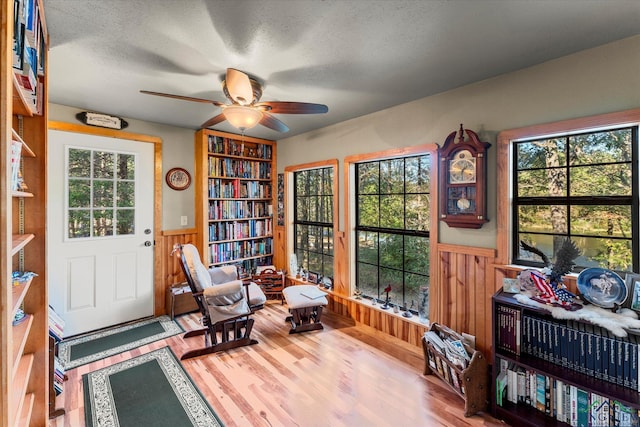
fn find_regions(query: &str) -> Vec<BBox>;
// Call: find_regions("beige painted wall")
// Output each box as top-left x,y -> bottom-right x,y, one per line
277,35 -> 640,248
48,104 -> 196,231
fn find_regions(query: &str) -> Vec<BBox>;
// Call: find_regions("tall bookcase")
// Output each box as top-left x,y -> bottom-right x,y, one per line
492,290 -> 640,426
194,129 -> 276,276
1,0 -> 49,426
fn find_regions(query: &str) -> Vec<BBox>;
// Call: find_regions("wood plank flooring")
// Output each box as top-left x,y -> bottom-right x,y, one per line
51,303 -> 505,427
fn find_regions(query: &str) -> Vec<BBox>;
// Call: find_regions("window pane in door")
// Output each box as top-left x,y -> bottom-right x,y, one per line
93,151 -> 115,178
117,181 -> 135,207
68,179 -> 91,208
93,180 -> 114,207
68,210 -> 91,238
117,153 -> 135,179
93,209 -> 114,236
116,209 -> 135,235
68,149 -> 91,177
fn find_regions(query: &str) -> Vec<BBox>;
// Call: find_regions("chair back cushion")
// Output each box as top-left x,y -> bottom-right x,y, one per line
210,265 -> 238,285
181,244 -> 212,292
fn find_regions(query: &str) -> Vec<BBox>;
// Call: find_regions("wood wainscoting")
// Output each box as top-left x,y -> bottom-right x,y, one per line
325,243 -> 498,355
155,228 -> 198,314
326,294 -> 428,347
431,243 -> 498,356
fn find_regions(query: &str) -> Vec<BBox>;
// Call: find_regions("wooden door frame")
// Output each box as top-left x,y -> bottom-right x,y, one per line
47,121 -> 164,315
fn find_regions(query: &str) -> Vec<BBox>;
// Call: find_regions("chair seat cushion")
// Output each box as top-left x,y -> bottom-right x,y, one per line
247,282 -> 267,307
283,285 -> 328,309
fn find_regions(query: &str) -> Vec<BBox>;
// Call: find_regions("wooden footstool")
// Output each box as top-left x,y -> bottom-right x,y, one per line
282,285 -> 328,334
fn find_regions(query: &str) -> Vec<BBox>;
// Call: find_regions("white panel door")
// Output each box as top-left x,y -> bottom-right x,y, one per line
48,129 -> 155,336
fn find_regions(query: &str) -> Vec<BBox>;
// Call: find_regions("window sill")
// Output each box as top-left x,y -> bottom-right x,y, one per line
344,295 -> 430,328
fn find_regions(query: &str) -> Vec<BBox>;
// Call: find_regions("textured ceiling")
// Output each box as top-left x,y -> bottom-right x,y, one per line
45,0 -> 640,140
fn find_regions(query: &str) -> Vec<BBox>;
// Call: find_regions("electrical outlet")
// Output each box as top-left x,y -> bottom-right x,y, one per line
180,216 -> 187,226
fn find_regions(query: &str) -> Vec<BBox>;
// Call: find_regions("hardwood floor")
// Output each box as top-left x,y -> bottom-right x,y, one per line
51,303 -> 505,426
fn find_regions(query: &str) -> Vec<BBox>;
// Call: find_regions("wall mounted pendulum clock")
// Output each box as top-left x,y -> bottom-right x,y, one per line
439,124 -> 491,229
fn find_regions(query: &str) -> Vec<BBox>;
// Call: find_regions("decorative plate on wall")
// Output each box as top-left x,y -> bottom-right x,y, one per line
165,167 -> 191,191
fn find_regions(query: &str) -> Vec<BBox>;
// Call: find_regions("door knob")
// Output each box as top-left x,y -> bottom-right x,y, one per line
144,241 -> 152,247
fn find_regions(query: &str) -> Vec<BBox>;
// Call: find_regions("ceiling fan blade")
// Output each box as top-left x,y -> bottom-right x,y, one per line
225,68 -> 254,105
140,90 -> 224,107
259,112 -> 289,133
200,113 -> 227,129
256,101 -> 328,114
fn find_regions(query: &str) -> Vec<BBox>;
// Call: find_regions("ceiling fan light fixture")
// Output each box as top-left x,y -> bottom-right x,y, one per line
222,105 -> 263,131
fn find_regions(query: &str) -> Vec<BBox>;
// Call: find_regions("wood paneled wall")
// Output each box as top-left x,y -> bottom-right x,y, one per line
155,228 -> 198,314
431,244 -> 497,356
273,225 -> 286,270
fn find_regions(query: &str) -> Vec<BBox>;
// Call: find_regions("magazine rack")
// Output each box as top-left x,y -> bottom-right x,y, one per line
422,323 -> 488,417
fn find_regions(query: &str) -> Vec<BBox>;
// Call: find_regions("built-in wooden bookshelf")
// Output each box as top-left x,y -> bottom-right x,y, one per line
1,0 -> 49,425
195,129 -> 276,275
492,290 -> 640,426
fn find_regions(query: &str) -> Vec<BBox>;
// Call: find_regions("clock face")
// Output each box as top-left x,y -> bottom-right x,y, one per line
449,150 -> 476,184
166,168 -> 191,190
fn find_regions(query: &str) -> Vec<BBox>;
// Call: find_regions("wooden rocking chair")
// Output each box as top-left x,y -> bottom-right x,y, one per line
173,244 -> 266,360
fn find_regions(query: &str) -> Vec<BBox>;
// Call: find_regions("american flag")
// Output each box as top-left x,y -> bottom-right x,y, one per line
530,271 -> 576,306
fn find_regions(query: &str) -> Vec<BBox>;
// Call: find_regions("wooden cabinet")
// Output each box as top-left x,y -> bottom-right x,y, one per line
166,283 -> 198,319
194,129 -> 276,274
1,0 -> 49,425
492,290 -> 640,426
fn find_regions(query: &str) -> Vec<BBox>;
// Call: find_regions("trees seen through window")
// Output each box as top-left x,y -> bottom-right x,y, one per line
514,127 -> 637,272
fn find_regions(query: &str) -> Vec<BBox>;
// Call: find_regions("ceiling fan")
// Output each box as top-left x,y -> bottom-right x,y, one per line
141,68 -> 328,133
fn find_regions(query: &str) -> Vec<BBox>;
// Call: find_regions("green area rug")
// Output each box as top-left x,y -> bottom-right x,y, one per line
58,316 -> 183,369
83,346 -> 224,427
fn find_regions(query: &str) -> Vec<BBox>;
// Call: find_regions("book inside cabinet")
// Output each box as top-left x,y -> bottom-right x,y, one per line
492,290 -> 640,427
194,129 -> 276,275
422,322 -> 488,417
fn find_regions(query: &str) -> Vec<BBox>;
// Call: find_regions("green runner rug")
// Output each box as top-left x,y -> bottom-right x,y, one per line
83,346 -> 224,427
58,316 -> 183,369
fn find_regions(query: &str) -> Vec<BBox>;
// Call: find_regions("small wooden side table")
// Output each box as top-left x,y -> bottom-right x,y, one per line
167,282 -> 198,319
252,269 -> 286,304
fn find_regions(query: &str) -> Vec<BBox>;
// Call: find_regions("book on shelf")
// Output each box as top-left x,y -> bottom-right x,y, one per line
207,135 -> 272,159
496,371 -> 507,407
11,140 -> 22,191
576,388 -> 589,427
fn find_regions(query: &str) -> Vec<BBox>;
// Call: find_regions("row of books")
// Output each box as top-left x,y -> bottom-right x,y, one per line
49,306 -> 66,396
208,200 -> 272,220
234,257 -> 273,278
208,178 -> 271,199
208,158 -> 271,180
497,358 -> 639,426
208,219 -> 273,242
208,239 -> 273,264
12,0 -> 45,114
495,303 -> 521,355
525,314 -> 640,391
53,357 -> 65,396
207,135 -> 272,160
48,305 -> 65,343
